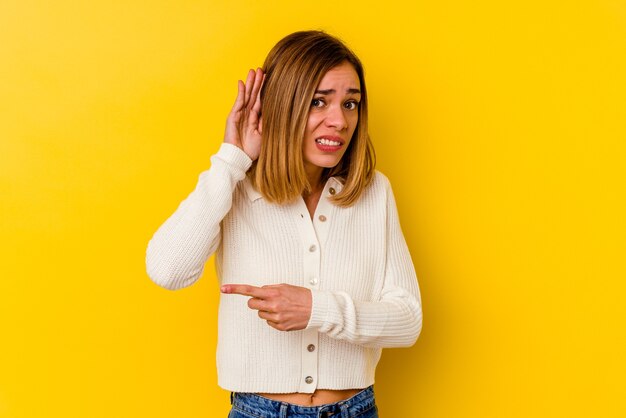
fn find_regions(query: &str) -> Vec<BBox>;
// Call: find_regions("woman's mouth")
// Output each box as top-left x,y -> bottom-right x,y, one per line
315,137 -> 343,152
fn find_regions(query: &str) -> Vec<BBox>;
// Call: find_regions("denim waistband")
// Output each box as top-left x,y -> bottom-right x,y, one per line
230,385 -> 376,417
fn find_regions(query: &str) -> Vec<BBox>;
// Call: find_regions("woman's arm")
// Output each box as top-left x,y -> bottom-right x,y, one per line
146,68 -> 264,290
305,176 -> 423,348
145,143 -> 252,290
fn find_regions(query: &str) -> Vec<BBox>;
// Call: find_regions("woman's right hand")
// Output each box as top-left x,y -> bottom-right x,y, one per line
224,68 -> 264,161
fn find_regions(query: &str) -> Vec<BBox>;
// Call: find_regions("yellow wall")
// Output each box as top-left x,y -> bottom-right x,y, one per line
1,1 -> 625,417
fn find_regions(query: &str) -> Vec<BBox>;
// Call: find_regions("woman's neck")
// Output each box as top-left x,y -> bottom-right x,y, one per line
302,165 -> 324,219
304,163 -> 324,195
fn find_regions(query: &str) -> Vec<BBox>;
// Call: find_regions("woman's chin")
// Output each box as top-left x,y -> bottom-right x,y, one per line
305,155 -> 344,169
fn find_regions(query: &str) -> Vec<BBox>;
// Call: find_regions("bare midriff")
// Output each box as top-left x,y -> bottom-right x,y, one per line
256,388 -> 363,407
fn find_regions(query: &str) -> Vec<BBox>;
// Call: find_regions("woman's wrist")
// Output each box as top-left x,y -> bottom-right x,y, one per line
215,142 -> 254,173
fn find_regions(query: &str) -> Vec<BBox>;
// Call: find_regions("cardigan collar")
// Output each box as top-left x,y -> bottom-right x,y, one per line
243,176 -> 345,202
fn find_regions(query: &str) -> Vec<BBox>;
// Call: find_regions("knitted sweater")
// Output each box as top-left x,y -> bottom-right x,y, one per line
145,143 -> 422,393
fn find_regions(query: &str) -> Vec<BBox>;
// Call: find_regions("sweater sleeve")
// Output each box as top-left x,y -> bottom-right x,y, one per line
305,177 -> 423,348
145,143 -> 252,290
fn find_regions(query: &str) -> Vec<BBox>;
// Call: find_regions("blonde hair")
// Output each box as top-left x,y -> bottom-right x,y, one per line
250,30 -> 376,207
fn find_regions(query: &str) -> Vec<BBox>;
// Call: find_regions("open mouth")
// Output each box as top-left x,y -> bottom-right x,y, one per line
315,138 -> 343,146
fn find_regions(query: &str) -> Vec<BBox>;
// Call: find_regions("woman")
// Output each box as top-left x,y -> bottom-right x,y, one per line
146,30 -> 422,417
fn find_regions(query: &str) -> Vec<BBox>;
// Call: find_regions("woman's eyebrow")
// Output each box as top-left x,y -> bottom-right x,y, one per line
315,88 -> 362,95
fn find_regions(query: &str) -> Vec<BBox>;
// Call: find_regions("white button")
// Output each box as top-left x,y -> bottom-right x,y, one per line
305,376 -> 314,384
307,344 -> 316,352
318,215 -> 327,222
309,245 -> 317,252
309,277 -> 318,286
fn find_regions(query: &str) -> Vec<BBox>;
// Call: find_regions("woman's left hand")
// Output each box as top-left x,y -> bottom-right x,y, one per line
220,283 -> 312,332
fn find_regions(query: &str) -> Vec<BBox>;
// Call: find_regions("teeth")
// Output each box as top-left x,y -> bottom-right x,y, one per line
316,138 -> 341,146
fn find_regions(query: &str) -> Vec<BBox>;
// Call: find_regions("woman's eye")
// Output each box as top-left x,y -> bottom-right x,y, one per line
311,98 -> 325,108
344,101 -> 359,110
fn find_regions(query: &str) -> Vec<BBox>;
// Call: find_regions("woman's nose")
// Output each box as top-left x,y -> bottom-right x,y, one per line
324,106 -> 348,130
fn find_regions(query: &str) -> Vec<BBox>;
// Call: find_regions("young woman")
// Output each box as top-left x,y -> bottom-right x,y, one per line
146,30 -> 422,418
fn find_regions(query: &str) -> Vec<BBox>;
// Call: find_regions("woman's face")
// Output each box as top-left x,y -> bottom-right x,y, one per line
302,61 -> 361,177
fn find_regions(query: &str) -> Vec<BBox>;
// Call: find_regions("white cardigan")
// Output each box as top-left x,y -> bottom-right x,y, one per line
145,143 -> 422,393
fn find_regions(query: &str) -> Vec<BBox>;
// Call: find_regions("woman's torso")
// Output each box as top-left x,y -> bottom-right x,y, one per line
254,189 -> 363,406
216,173 -> 388,393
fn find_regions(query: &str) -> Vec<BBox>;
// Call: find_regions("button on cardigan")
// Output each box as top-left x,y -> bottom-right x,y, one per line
145,143 -> 422,393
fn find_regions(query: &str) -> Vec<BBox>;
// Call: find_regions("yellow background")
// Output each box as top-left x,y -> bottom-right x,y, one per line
1,1 -> 625,417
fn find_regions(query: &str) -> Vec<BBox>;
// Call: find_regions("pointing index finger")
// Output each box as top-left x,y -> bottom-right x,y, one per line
221,284 -> 266,298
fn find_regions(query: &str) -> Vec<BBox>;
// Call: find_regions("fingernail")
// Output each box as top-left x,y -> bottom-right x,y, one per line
220,285 -> 229,293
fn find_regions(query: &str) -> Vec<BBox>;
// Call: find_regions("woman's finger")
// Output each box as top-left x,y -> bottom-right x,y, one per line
243,69 -> 255,107
266,320 -> 280,330
248,69 -> 264,110
258,310 -> 278,321
248,73 -> 264,127
248,297 -> 271,312
248,96 -> 260,127
251,75 -> 263,114
230,80 -> 245,113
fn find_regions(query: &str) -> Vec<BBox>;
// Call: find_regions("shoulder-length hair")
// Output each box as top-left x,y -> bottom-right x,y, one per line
249,30 -> 376,207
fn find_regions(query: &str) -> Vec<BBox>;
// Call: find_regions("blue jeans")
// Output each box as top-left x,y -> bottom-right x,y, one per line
228,385 -> 379,418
